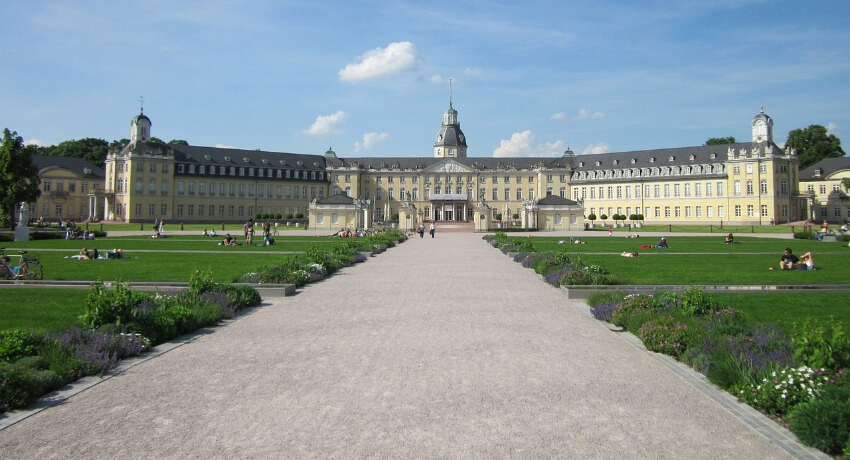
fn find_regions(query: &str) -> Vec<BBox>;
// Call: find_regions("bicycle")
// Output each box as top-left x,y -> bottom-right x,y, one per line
0,248 -> 44,280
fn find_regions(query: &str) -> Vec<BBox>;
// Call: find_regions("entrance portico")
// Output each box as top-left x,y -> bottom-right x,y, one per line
429,193 -> 469,221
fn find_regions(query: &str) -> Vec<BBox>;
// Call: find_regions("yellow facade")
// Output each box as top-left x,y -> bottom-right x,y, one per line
31,155 -> 106,223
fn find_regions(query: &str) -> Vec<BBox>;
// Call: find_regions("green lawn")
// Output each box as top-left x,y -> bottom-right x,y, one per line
713,292 -> 850,331
1,235 -> 344,282
0,289 -> 88,333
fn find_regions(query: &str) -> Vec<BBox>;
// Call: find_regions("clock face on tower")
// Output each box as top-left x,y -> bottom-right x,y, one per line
754,120 -> 767,142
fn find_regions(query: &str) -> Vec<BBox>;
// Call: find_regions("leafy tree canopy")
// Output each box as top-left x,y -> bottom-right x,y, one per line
705,136 -> 736,145
786,125 -> 845,170
0,129 -> 41,229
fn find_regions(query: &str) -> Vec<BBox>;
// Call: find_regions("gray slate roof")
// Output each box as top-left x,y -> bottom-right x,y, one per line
799,157 -> 850,180
316,194 -> 356,205
32,155 -> 105,178
535,195 -> 579,206
167,144 -> 327,171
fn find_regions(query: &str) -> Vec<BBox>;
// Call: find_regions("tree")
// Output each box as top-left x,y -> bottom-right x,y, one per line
50,138 -> 110,165
705,137 -> 736,145
0,129 -> 41,229
786,125 -> 845,170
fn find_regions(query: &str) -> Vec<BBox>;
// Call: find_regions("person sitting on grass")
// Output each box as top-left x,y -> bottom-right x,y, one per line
780,247 -> 799,270
725,233 -> 734,244
656,237 -> 668,248
106,248 -> 124,259
202,229 -> 210,237
797,252 -> 815,270
620,251 -> 638,257
210,229 -> 218,237
91,248 -> 99,260
220,234 -> 236,246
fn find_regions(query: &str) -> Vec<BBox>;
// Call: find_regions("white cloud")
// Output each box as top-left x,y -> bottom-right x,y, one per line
353,132 -> 389,154
552,109 -> 606,121
580,143 -> 610,155
428,74 -> 444,83
463,67 -> 483,76
492,131 -> 567,158
304,111 -> 347,136
339,41 -> 420,82
24,139 -> 44,146
827,122 -> 837,133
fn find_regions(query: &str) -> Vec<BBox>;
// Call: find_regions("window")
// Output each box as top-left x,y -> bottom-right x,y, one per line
516,189 -> 522,200
747,205 -> 754,217
188,205 -> 194,216
733,166 -> 740,175
162,204 -> 168,215
735,205 -> 742,217
654,207 -> 660,218
685,206 -> 691,218
694,183 -> 701,197
560,187 -> 566,198
388,188 -> 394,200
696,206 -> 702,218
819,185 -> 827,195
746,164 -> 753,174
760,179 -> 768,195
149,179 -> 156,193
616,186 -> 622,198
664,207 -> 670,217
762,205 -> 769,218
718,206 -> 724,218
717,182 -> 724,197
674,184 -> 681,197
684,184 -> 691,197
504,188 -> 510,201
188,182 -> 195,196
148,204 -> 155,216
746,180 -> 753,195
136,179 -> 143,193
317,213 -> 324,224
663,184 -> 670,198
177,204 -> 183,216
674,206 -> 681,218
706,183 -> 713,197
707,206 -> 713,218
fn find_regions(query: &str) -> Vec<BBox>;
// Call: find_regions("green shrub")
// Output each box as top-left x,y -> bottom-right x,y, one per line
611,295 -> 656,328
793,231 -> 817,240
708,352 -> 760,390
788,386 -> 850,455
129,309 -> 178,346
188,269 -> 216,294
586,291 -> 627,307
0,362 -> 65,409
680,286 -> 720,317
37,341 -> 85,383
0,330 -> 43,363
30,232 -> 63,240
15,355 -> 48,370
82,280 -> 149,328
168,305 -> 200,335
792,317 -> 850,371
638,316 -> 695,356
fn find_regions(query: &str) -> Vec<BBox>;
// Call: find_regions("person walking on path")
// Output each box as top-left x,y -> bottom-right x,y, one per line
429,222 -> 436,238
418,224 -> 425,238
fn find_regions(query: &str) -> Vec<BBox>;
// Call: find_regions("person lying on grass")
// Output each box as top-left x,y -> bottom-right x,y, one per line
656,237 -> 668,248
797,252 -> 815,270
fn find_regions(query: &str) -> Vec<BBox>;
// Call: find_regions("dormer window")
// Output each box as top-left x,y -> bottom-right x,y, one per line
650,157 -> 656,163
261,159 -> 268,165
578,162 -> 585,167
612,160 -> 619,165
710,153 -> 717,159
296,161 -> 303,166
243,157 -> 250,163
595,161 -> 601,166
83,167 -> 92,175
224,156 -> 231,162
689,155 -> 695,161
178,164 -> 185,173
631,158 -> 637,164
279,160 -> 286,165
668,156 -> 675,162
204,155 -> 211,160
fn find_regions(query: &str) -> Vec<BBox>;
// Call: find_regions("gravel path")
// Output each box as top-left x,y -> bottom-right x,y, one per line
0,233 -> 791,458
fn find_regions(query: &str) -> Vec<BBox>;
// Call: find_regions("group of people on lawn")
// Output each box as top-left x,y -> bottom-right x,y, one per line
217,219 -> 276,246
72,248 -> 124,260
779,248 -> 815,270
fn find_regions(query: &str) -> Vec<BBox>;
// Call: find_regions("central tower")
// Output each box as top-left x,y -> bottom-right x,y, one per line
433,81 -> 467,158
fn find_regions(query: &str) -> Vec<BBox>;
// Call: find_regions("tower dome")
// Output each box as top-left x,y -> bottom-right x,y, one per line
433,100 -> 467,158
751,106 -> 773,144
130,109 -> 152,144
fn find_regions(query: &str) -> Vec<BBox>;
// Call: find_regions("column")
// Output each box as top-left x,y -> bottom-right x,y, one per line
463,203 -> 467,222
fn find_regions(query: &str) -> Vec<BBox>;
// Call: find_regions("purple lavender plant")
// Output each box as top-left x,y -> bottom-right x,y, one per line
199,291 -> 237,318
590,302 -> 618,321
354,252 -> 368,263
724,323 -> 794,372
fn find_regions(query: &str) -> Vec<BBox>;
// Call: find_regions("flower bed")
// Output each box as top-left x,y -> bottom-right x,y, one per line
244,230 -> 406,287
587,288 -> 850,456
0,271 -> 261,414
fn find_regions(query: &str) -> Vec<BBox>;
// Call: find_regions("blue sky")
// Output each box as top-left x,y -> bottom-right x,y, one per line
2,0 -> 849,159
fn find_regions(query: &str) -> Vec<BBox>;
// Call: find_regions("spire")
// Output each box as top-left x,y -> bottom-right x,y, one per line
449,78 -> 453,109
139,95 -> 145,114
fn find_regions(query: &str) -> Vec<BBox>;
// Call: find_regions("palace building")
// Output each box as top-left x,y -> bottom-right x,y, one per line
29,102 -> 820,230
